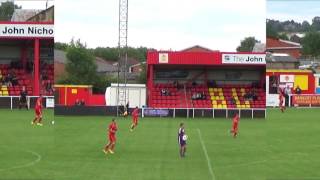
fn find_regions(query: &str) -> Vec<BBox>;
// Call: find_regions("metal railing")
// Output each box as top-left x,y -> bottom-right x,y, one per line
142,107 -> 266,119
0,96 -> 54,110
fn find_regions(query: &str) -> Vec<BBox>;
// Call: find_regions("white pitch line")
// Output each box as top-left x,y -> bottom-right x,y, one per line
197,128 -> 216,180
0,150 -> 41,172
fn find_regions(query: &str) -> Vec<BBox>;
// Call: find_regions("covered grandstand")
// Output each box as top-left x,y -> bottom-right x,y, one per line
0,22 -> 54,108
146,50 -> 266,118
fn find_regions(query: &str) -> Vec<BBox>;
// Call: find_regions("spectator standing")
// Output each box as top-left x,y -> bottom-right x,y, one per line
80,99 -> 85,106
295,85 -> 302,94
19,86 -> 28,110
284,85 -> 292,107
75,99 -> 81,106
124,101 -> 129,117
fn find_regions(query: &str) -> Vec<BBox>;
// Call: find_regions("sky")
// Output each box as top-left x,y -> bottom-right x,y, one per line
3,0 -> 266,51
54,0 -> 266,51
267,0 -> 320,23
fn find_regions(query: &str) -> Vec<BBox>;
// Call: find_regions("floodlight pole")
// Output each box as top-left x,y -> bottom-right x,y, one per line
116,0 -> 128,116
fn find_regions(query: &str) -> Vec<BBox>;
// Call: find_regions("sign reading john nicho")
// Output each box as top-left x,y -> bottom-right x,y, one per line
0,24 -> 54,38
222,54 -> 266,64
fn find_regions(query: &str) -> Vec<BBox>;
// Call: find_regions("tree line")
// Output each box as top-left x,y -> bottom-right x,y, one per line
267,17 -> 320,33
0,1 -> 21,21
56,40 -> 148,94
55,42 -> 149,62
266,18 -> 320,58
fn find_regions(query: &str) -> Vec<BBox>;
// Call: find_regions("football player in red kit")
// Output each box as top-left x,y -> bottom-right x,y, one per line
32,95 -> 43,126
230,113 -> 240,138
103,118 -> 118,154
279,89 -> 285,113
130,106 -> 139,132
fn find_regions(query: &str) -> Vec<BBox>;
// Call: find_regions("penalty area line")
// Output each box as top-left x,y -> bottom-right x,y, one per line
197,128 -> 216,180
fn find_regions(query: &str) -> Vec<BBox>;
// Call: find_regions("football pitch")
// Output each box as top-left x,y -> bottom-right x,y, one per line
0,108 -> 319,180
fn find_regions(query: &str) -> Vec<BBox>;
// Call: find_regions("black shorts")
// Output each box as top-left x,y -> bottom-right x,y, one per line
20,98 -> 27,103
179,140 -> 186,147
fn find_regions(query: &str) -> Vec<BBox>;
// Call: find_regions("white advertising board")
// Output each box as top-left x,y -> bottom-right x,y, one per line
0,24 -> 54,38
222,54 -> 266,64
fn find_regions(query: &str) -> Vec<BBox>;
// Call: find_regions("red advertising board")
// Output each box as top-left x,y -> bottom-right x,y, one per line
292,95 -> 320,106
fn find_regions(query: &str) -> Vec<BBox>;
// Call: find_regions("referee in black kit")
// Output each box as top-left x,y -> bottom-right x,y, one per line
19,86 -> 28,110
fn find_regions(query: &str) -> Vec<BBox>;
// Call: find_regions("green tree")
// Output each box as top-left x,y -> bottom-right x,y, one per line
64,39 -> 98,85
236,37 -> 259,52
0,1 -> 21,21
58,39 -> 120,94
92,46 -> 148,62
93,47 -> 118,61
92,74 -> 117,94
267,23 -> 278,38
302,31 -> 320,57
54,42 -> 69,51
301,20 -> 311,32
127,47 -> 148,62
311,16 -> 320,31
138,63 -> 146,84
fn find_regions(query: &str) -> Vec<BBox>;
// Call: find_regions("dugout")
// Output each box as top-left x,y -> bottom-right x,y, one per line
54,84 -> 106,106
266,69 -> 315,106
146,50 -> 266,118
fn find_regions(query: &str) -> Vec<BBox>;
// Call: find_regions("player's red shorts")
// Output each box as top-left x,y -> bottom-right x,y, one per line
279,100 -> 283,106
35,108 -> 42,117
109,134 -> 116,143
233,122 -> 238,132
132,116 -> 138,125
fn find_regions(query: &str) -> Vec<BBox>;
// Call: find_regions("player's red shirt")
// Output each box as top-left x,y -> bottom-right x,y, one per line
132,108 -> 139,117
279,92 -> 284,103
108,122 -> 117,136
35,97 -> 42,110
233,114 -> 239,124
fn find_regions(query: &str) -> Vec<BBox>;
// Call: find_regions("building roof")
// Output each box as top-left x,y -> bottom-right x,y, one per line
266,37 -> 302,50
252,43 -> 266,52
114,57 -> 141,67
287,32 -> 305,39
294,33 -> 305,38
27,5 -> 54,22
11,9 -> 41,21
266,53 -> 298,62
54,49 -> 66,64
95,57 -> 117,73
129,62 -> 146,68
181,45 -> 218,52
54,49 -> 117,73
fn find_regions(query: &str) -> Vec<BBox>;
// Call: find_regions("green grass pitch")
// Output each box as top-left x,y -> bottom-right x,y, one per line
0,108 -> 319,180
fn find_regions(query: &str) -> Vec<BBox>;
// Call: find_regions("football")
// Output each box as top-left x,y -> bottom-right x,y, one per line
182,134 -> 188,141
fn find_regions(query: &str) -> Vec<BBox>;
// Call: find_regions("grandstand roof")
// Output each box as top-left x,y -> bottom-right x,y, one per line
147,51 -> 265,66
